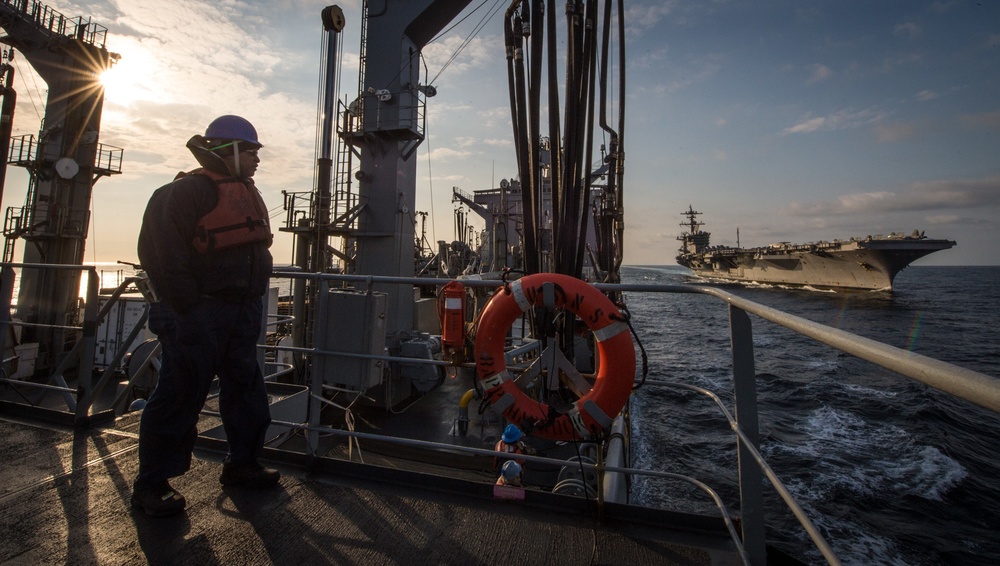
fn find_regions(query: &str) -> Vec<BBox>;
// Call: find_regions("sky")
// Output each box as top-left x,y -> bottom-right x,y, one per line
2,0 -> 998,267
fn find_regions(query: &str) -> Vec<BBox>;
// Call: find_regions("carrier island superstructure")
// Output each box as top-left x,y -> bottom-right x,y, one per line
676,206 -> 956,291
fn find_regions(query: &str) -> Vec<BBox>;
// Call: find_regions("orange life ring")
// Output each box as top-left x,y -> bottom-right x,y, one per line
474,273 -> 635,440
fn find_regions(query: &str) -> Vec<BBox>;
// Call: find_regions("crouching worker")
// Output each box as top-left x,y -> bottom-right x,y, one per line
496,461 -> 523,487
131,115 -> 279,517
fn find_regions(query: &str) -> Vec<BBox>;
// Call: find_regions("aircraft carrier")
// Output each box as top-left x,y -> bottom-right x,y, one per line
675,206 -> 956,291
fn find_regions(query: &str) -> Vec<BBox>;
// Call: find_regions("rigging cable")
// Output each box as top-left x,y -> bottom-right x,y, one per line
11,56 -> 42,124
427,0 -> 507,86
420,56 -> 436,245
613,0 -> 626,276
429,0 -> 493,43
526,0 -> 543,275
544,0 -> 560,275
379,0 -> 502,93
507,2 -> 538,273
574,0 -> 600,277
267,203 -> 285,221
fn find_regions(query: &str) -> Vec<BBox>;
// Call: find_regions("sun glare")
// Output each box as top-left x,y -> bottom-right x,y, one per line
99,46 -> 158,106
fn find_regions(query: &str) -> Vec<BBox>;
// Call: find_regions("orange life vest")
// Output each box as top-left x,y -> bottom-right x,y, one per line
188,168 -> 271,253
493,438 -> 526,471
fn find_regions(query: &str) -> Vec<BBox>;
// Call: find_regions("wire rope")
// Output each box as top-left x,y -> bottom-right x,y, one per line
11,57 -> 42,123
421,91 -> 436,245
428,0 -> 492,44
427,0 -> 506,86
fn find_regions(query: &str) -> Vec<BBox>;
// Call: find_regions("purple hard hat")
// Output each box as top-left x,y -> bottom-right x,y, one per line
205,115 -> 262,148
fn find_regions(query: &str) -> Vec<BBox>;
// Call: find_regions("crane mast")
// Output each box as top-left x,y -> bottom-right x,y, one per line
282,1 -> 473,340
0,0 -> 122,370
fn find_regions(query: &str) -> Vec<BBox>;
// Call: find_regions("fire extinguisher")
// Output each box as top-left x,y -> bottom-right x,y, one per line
439,281 -> 466,364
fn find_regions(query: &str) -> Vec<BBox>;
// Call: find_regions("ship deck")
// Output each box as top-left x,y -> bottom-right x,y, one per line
0,410 -> 750,565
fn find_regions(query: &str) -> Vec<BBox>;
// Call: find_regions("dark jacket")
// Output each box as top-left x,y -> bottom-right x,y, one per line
137,171 -> 273,313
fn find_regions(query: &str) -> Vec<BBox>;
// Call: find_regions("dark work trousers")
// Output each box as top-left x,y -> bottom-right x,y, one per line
136,297 -> 271,485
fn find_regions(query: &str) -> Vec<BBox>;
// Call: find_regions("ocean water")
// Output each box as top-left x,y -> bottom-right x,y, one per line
622,265 -> 1000,565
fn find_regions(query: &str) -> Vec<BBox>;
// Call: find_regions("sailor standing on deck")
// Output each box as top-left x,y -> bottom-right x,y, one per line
131,115 -> 279,518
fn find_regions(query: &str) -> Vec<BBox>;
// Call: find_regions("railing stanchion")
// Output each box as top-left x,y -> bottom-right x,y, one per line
0,265 -> 15,369
730,304 -> 767,565
72,267 -> 101,421
307,278 -> 332,462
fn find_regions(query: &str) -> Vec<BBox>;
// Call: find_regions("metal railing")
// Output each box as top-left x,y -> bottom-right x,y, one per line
4,265 -> 998,564
7,134 -> 123,177
0,0 -> 109,48
255,271 -> 1000,565
0,265 -> 153,420
0,262 -> 293,422
0,263 -> 104,421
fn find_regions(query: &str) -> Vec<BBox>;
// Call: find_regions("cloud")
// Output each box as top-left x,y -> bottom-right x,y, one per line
434,174 -> 465,184
630,47 -> 669,70
93,2 -> 317,177
784,176 -> 1000,216
838,192 -> 897,212
0,1 -> 334,221
906,177 -> 1000,210
649,53 -> 724,97
422,35 -> 502,83
875,52 -> 923,73
916,90 -> 938,101
479,138 -> 514,148
453,136 -> 510,149
624,2 -> 680,37
926,214 -> 959,224
428,146 -> 474,162
930,2 -> 960,13
960,111 -> 1000,131
781,108 -> 884,136
873,121 -> 917,142
806,63 -> 833,84
783,116 -> 825,134
893,22 -> 922,38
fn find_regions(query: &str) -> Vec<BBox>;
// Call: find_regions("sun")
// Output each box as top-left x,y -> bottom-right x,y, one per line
99,42 -> 158,106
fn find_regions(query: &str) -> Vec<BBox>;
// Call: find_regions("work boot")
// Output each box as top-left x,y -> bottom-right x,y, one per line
131,480 -> 186,517
219,460 -> 280,489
